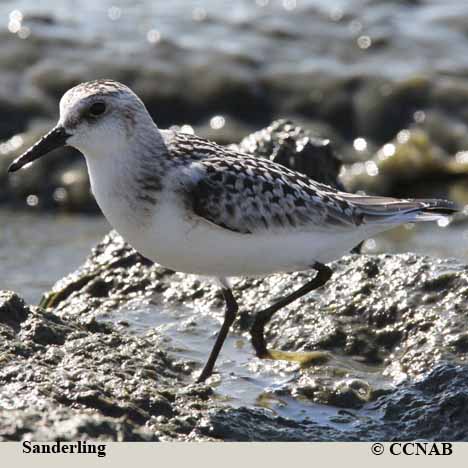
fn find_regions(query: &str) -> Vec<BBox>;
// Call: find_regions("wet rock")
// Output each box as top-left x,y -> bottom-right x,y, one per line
352,76 -> 430,144
233,119 -> 344,189
431,77 -> 468,122
342,127 -> 468,202
191,365 -> 468,442
0,409 -> 157,442
291,375 -> 375,410
376,363 -> 468,441
420,110 -> 468,156
261,70 -> 357,139
0,291 -> 29,332
39,231 -> 169,318
269,255 -> 467,374
193,407 -> 357,442
0,290 -> 175,440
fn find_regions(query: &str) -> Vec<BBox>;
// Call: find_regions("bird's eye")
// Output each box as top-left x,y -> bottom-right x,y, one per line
88,102 -> 106,117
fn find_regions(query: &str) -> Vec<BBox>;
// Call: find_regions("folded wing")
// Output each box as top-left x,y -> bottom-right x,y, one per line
188,156 -> 362,234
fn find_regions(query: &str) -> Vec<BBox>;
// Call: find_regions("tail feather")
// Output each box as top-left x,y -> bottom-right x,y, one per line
342,195 -> 459,225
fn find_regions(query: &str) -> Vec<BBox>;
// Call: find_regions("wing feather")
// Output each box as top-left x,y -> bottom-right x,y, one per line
188,155 -> 359,234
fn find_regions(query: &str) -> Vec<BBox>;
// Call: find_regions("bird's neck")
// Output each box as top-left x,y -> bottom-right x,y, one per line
84,123 -> 168,232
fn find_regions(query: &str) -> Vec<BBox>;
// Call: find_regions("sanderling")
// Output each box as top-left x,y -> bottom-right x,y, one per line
8,80 -> 458,382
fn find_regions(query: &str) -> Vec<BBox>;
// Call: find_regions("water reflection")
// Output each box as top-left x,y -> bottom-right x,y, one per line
8,9 -> 30,38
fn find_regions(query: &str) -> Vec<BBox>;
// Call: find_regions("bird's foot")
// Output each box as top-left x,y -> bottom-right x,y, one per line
259,349 -> 330,367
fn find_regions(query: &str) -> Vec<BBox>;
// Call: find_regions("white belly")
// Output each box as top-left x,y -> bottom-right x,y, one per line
117,197 -> 367,278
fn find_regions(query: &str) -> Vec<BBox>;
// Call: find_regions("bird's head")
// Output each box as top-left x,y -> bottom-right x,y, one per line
8,79 -> 152,172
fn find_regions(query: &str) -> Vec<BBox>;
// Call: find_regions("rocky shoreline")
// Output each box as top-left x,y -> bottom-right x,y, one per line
1,232 -> 468,441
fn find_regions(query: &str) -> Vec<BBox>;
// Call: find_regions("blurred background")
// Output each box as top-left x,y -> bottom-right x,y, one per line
1,0 -> 468,302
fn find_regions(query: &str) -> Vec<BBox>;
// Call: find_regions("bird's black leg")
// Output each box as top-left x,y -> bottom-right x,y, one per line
197,288 -> 238,383
250,262 -> 332,362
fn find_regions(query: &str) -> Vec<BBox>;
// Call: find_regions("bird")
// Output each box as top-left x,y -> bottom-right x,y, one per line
8,80 -> 458,383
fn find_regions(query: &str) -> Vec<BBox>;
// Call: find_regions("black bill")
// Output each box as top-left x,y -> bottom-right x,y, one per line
8,126 -> 70,173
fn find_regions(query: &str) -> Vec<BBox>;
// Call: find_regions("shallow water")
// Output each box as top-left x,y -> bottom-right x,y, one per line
3,0 -> 468,80
0,209 -> 109,304
106,291 -> 389,427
